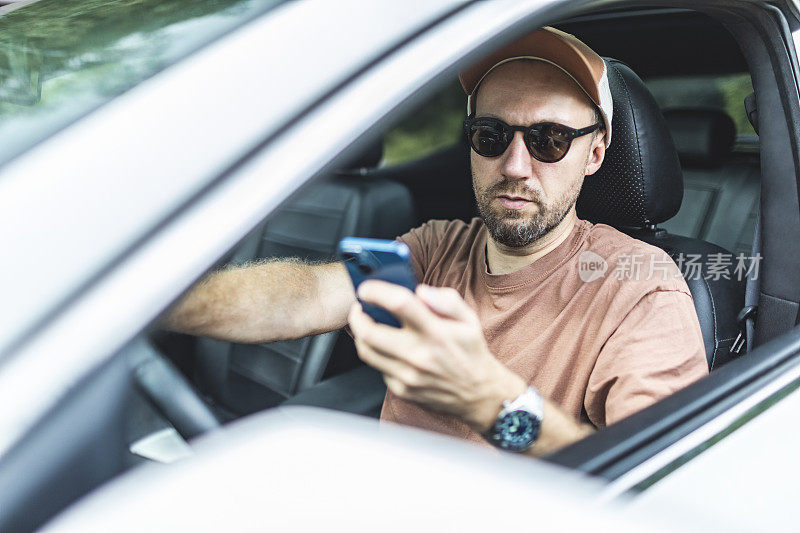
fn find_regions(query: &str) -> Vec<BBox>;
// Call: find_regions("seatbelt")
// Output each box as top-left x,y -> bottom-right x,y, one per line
745,208 -> 761,352
730,209 -> 760,355
731,93 -> 761,356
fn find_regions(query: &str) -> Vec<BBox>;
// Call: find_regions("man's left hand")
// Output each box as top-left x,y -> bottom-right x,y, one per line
348,281 -> 526,433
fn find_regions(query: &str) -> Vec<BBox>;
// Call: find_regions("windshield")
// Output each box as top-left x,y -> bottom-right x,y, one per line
0,0 -> 283,168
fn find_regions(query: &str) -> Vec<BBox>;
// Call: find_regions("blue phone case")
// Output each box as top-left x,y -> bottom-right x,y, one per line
338,237 -> 418,327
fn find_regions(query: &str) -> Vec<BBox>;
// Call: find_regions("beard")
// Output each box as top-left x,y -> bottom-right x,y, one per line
472,171 -> 583,248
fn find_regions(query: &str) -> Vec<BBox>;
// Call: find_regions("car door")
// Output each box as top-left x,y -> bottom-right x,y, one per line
5,0 -> 800,530
0,0 -> 569,530
546,0 -> 800,509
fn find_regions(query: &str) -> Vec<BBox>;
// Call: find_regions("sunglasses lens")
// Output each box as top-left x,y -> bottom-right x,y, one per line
527,124 -> 571,162
469,122 -> 507,157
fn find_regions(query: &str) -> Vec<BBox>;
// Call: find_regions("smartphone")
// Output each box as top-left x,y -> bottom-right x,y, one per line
338,237 -> 418,328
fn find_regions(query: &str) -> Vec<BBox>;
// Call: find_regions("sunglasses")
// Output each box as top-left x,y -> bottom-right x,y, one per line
464,117 -> 600,163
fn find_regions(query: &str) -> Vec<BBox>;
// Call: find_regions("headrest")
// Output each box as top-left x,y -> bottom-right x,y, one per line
663,109 -> 735,167
576,59 -> 683,227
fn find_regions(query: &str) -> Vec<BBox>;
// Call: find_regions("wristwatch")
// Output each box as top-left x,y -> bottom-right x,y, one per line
484,386 -> 544,452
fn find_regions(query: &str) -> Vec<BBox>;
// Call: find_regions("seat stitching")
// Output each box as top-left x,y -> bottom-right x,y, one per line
717,337 -> 737,342
612,62 -> 648,225
702,276 -> 719,370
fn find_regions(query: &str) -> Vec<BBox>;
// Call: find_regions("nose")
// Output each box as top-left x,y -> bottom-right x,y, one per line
500,131 -> 532,180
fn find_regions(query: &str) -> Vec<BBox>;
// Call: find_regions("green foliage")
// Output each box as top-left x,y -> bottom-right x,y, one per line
0,0 -> 246,51
718,73 -> 756,136
646,73 -> 756,136
0,0 -> 277,163
384,72 -> 757,168
0,0 -> 273,107
383,79 -> 465,166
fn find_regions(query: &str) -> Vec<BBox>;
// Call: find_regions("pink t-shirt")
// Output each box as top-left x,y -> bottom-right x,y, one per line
381,217 -> 708,446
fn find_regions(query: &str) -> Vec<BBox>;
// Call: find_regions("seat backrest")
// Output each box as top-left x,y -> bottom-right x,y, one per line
193,145 -> 416,415
659,109 -> 760,257
577,59 -> 745,369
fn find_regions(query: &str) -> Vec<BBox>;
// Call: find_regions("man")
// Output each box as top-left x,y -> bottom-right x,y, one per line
164,28 -> 708,457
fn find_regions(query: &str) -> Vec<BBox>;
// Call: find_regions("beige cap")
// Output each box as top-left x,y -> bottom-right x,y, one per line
459,27 -> 613,147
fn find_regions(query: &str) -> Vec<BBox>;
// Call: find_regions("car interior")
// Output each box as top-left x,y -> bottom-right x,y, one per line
8,2 -> 800,531
153,8 -> 761,423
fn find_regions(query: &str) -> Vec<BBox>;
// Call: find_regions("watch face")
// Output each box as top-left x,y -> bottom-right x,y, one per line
495,409 -> 541,452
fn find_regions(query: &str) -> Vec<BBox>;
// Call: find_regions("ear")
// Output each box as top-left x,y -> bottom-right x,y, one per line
584,133 -> 606,176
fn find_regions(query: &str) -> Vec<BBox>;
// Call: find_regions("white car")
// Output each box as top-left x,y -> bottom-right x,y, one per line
0,0 -> 799,531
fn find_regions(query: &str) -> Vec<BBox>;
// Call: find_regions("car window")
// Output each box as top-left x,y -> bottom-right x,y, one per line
384,72 -> 757,167
645,73 -> 756,143
382,78 -> 464,166
0,0 -> 284,169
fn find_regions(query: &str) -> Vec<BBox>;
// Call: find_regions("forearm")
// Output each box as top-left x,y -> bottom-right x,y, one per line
161,259 -> 354,343
466,370 -> 594,457
526,399 -> 595,457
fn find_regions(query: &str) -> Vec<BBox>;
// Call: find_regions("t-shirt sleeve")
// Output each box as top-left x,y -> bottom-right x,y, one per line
395,220 -> 448,282
584,288 -> 709,427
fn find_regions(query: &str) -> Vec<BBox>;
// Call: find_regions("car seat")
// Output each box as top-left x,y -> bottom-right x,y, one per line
659,108 -> 760,257
576,59 -> 745,369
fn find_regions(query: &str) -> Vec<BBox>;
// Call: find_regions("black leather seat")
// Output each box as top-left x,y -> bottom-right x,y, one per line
660,109 -> 760,257
193,144 -> 415,415
577,59 -> 745,369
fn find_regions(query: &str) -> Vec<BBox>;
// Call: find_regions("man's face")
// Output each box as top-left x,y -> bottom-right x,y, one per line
470,60 -> 605,248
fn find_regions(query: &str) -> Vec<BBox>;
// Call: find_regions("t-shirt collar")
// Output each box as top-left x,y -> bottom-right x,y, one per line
480,218 -> 591,291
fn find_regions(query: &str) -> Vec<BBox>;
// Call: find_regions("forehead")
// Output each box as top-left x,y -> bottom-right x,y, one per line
474,60 -> 595,124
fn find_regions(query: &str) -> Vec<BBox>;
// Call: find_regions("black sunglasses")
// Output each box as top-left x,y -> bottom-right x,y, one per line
464,117 -> 600,163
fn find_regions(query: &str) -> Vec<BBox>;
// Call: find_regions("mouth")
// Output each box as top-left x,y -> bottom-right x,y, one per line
496,194 -> 533,210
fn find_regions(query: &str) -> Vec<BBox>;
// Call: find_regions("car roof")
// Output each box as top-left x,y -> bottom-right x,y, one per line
556,8 -> 748,78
